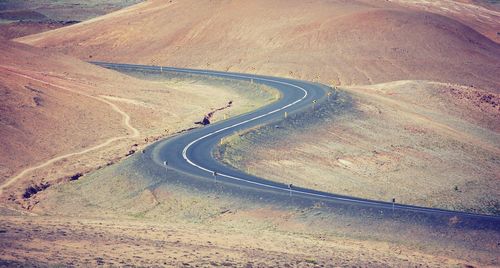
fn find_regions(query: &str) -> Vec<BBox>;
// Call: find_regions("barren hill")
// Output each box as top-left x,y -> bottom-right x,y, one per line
0,39 -> 267,201
17,0 -> 500,91
1,39 -> 126,185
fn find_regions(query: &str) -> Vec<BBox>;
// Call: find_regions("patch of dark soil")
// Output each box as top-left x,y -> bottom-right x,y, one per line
25,85 -> 43,94
125,150 -> 136,156
0,20 -> 79,39
70,172 -> 83,181
195,116 -> 211,126
0,9 -> 47,21
23,181 -> 50,199
33,96 -> 43,106
195,100 -> 233,125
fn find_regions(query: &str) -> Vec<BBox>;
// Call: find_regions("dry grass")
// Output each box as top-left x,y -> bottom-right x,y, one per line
1,155 -> 496,267
218,81 -> 500,215
1,0 -> 499,266
0,40 -> 277,209
0,214 -> 489,267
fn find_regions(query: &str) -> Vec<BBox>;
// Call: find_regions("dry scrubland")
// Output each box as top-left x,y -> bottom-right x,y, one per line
1,153 -> 497,267
23,0 -> 498,214
14,0 -> 499,213
0,0 -> 141,39
17,0 -> 500,91
0,0 -> 141,22
0,216 -> 488,267
0,0 -> 499,266
219,81 -> 500,215
0,40 -> 274,210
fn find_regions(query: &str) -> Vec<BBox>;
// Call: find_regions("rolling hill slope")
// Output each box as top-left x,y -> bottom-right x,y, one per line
17,0 -> 500,91
0,38 -> 267,202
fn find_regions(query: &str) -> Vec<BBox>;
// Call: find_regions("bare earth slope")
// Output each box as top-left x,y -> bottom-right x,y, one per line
390,0 -> 500,43
0,0 -> 142,40
220,81 -> 500,214
1,1 -> 499,265
17,0 -> 500,92
1,39 -> 125,187
13,0 -> 500,212
0,39 -> 268,205
12,0 -> 500,210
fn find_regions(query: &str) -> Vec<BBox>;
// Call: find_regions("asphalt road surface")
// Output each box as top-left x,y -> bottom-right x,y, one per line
92,62 -> 499,230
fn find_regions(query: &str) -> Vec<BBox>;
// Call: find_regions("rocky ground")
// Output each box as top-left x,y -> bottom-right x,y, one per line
218,81 -> 500,215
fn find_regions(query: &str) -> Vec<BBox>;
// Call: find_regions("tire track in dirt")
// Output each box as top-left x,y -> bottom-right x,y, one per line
0,66 -> 140,194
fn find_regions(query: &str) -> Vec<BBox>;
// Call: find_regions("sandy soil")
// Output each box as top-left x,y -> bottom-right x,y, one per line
16,0 -> 500,92
1,214 -> 491,267
0,157 -> 495,267
0,21 -> 73,40
0,40 -> 274,210
1,0 -> 499,266
219,81 -> 500,214
0,0 -> 142,22
0,0 -> 142,40
389,0 -> 500,43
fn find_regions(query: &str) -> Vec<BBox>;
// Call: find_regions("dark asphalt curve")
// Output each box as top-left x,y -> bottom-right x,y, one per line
92,62 -> 499,230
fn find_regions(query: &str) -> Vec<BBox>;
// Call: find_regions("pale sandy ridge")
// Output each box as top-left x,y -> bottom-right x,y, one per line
0,65 -> 140,194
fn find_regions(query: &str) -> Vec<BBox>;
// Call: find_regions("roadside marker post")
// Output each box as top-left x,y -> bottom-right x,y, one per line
160,66 -> 163,72
312,99 -> 317,110
327,91 -> 332,101
288,184 -> 293,197
284,111 -> 288,119
392,198 -> 396,212
213,171 -> 217,183
163,161 -> 168,178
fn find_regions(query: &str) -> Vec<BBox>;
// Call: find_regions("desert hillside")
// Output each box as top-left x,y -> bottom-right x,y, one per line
17,0 -> 500,92
0,0 -> 499,266
0,0 -> 143,39
219,80 -> 500,214
1,39 -> 127,186
390,0 -> 500,43
0,39 -> 271,205
0,0 -> 142,22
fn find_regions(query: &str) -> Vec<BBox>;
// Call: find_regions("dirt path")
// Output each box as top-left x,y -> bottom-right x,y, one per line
0,66 -> 140,194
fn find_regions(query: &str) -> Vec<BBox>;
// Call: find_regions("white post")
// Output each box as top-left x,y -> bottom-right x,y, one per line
163,161 -> 168,178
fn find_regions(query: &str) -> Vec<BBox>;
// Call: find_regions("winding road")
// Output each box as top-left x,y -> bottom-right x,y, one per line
93,62 -> 499,229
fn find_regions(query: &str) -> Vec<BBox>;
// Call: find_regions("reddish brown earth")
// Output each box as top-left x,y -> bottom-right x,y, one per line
1,0 -> 499,266
0,39 -> 268,207
220,81 -> 500,214
391,0 -> 500,43
24,0 -> 495,213
17,0 -> 500,92
0,21 -> 74,40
